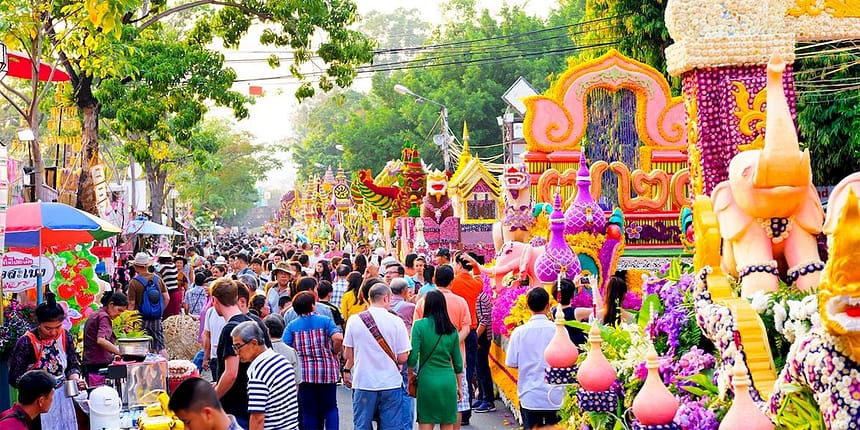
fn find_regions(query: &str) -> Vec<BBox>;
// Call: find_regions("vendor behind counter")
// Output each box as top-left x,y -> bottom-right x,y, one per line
83,291 -> 129,386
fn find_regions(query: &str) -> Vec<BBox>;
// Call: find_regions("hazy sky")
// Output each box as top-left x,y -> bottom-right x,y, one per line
212,0 -> 559,190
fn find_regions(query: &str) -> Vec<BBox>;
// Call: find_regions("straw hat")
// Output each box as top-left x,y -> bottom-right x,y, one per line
270,261 -> 295,276
214,256 -> 228,266
131,252 -> 152,267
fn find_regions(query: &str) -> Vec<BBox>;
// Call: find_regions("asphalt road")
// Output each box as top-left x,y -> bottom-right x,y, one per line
335,384 -> 520,429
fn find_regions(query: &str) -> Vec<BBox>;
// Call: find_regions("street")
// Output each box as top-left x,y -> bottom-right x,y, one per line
335,384 -> 520,429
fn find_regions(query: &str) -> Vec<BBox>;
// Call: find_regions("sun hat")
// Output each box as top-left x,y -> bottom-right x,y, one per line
214,256 -> 228,266
270,261 -> 295,276
132,252 -> 152,267
157,249 -> 173,259
380,256 -> 398,268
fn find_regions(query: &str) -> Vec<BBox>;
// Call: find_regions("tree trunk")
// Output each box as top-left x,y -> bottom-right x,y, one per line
75,75 -> 100,214
146,157 -> 167,223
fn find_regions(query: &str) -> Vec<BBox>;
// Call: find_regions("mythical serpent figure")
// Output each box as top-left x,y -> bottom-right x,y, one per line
492,163 -> 534,253
767,178 -> 860,429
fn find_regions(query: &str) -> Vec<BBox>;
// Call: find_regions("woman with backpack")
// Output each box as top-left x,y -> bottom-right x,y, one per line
8,292 -> 85,429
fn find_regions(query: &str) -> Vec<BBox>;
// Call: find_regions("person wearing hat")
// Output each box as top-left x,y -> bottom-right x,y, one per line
266,262 -> 295,313
127,252 -> 170,357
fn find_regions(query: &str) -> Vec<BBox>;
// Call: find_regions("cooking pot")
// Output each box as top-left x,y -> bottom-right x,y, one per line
117,337 -> 151,357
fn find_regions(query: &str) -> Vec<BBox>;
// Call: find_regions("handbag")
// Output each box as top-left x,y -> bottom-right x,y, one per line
407,334 -> 442,397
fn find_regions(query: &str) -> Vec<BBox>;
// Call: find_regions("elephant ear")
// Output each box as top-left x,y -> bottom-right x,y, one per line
794,185 -> 825,234
711,181 -> 753,240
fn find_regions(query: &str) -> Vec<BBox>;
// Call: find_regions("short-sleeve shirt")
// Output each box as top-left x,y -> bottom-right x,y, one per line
127,273 -> 168,313
183,286 -> 208,316
203,308 -> 226,359
283,315 -> 342,384
343,307 -> 410,390
415,287 -> 471,358
247,348 -> 299,430
216,314 -> 255,421
505,314 -> 562,410
83,307 -> 116,365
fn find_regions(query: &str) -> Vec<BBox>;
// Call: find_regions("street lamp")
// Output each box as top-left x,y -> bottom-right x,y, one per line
394,84 -> 451,172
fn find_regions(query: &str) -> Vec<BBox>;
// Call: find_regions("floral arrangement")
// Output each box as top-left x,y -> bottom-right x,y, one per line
0,300 -> 38,358
559,259 -> 725,429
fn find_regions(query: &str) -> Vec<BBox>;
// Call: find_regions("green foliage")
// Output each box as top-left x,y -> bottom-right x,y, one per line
174,120 -> 282,223
188,0 -> 375,101
794,43 -> 860,186
576,0 -> 679,92
774,383 -> 824,430
292,2 -> 584,178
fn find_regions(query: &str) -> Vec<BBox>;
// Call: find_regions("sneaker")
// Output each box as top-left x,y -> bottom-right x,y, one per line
473,402 -> 496,413
471,399 -> 483,409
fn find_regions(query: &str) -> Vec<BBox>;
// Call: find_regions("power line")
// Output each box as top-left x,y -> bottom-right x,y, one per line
233,39 -> 620,83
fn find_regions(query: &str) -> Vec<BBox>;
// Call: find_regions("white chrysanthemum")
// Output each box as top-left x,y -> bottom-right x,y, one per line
750,290 -> 771,313
788,299 -> 805,321
774,300 -> 788,330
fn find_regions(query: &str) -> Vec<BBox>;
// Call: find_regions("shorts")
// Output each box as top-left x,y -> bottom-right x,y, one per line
141,318 -> 166,352
457,371 -> 470,412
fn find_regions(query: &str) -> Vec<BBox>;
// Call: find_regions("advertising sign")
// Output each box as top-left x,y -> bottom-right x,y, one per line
1,251 -> 56,293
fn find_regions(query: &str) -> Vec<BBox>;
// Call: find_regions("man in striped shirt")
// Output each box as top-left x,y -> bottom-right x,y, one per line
231,321 -> 299,430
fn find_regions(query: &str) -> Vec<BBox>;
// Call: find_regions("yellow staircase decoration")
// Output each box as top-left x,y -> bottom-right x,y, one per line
693,195 -> 777,399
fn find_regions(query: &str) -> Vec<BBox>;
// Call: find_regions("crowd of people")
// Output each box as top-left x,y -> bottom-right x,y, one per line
1,233 -> 633,430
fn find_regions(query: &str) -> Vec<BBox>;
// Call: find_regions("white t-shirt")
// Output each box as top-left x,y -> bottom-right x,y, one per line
343,306 -> 410,390
203,307 -> 227,359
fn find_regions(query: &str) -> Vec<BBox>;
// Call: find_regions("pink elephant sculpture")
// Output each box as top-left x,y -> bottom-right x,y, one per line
711,54 -> 824,298
481,241 -> 543,291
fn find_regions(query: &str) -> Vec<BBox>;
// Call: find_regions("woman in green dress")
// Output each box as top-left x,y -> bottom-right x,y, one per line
407,289 -> 464,429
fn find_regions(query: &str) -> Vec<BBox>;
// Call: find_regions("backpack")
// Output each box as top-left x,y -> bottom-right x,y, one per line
135,275 -> 164,320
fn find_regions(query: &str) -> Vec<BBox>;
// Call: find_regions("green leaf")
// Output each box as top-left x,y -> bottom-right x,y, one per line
638,293 -> 664,327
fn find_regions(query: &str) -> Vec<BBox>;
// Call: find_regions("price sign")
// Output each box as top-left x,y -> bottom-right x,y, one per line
1,251 -> 56,293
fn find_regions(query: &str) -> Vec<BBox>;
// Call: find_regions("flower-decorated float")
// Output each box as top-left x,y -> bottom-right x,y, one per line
481,1 -> 860,428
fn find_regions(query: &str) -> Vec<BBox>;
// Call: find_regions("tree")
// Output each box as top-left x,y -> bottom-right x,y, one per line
174,120 -> 281,223
14,0 -> 374,214
0,0 -> 137,201
577,0 -> 678,91
98,26 -> 248,222
794,44 -> 860,186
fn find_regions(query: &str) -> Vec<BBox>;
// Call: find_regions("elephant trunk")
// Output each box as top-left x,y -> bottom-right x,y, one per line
753,53 -> 812,189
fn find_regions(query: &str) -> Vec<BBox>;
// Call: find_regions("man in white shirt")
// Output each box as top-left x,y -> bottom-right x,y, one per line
202,305 -> 226,377
505,287 -> 563,429
342,282 -> 411,430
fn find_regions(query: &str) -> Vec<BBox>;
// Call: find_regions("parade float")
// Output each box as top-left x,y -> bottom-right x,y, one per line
263,1 -> 860,427
477,1 -> 860,429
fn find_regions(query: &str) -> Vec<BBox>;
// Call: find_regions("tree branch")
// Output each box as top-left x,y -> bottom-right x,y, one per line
138,0 -> 275,31
0,81 -> 31,108
0,88 -> 28,120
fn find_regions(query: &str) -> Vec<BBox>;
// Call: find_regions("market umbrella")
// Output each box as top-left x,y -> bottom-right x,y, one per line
125,218 -> 183,236
4,202 -> 122,303
6,51 -> 71,82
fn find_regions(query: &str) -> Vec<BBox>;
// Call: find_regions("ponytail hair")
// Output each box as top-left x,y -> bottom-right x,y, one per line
36,292 -> 66,323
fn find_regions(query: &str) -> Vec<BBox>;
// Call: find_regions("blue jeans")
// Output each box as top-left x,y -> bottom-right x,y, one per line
298,383 -> 338,430
400,365 -> 415,429
352,388 -> 403,430
463,329 -> 478,418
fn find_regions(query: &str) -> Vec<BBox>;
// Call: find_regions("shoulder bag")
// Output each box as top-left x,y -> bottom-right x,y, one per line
407,332 -> 442,397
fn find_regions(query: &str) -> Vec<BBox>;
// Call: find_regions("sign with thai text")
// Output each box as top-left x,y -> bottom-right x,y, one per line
1,251 -> 56,293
